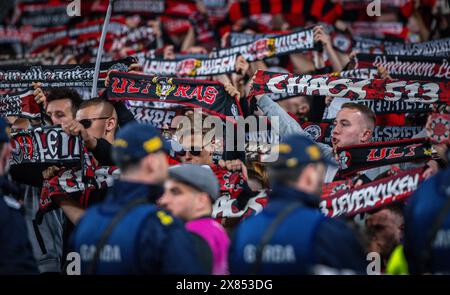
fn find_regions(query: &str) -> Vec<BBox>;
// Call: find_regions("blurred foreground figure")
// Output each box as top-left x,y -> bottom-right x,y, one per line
71,122 -> 204,274
404,165 -> 450,274
229,134 -> 366,274
0,118 -> 38,274
160,164 -> 230,274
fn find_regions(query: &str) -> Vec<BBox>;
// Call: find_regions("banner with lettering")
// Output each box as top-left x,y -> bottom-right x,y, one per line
384,38 -> 450,57
9,127 -> 82,167
0,58 -> 134,89
302,122 -> 424,145
320,168 -> 424,218
336,138 -> 433,178
211,28 -> 317,62
141,55 -> 237,77
355,53 -> 450,81
106,72 -> 243,122
250,70 -> 450,104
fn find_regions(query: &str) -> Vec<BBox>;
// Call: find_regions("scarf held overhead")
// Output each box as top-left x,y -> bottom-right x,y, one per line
0,58 -> 134,89
211,28 -> 317,62
355,53 -> 450,81
0,89 -> 41,119
106,72 -> 243,122
302,122 -> 423,145
141,55 -> 237,77
250,70 -> 450,104
9,127 -> 82,167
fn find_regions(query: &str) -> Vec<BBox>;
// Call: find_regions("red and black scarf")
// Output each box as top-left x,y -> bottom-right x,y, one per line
36,147 -> 119,224
384,38 -> 450,57
302,122 -> 424,145
0,89 -> 41,119
250,70 -> 450,104
224,0 -> 342,25
336,138 -> 433,179
141,54 -> 237,77
106,71 -> 243,123
211,28 -> 317,62
320,168 -> 425,218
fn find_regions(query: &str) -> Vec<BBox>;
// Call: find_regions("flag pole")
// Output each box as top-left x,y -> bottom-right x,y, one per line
91,0 -> 114,98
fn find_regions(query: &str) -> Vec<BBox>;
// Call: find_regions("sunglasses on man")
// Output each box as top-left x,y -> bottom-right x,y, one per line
78,117 -> 110,129
176,147 -> 203,157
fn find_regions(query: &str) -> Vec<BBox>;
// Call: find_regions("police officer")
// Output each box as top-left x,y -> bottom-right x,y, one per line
0,118 -> 38,274
70,122 -> 205,274
404,165 -> 450,274
229,134 -> 366,274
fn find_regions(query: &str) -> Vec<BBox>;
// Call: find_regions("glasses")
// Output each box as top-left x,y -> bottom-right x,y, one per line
176,147 -> 203,157
78,117 -> 110,129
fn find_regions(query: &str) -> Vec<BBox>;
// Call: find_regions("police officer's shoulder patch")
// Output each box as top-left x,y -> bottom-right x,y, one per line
156,210 -> 173,226
3,196 -> 21,210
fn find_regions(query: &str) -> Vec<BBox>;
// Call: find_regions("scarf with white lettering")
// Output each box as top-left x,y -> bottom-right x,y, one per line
228,32 -> 278,47
336,138 -> 433,179
9,127 -> 82,168
384,38 -> 450,57
141,55 -> 237,77
333,68 -> 379,79
355,53 -> 450,81
211,28 -> 317,62
320,168 -> 425,218
125,101 -> 187,129
0,57 -> 134,89
106,71 -> 243,123
322,100 -> 434,122
36,148 -> 120,224
250,70 -> 450,104
302,122 -> 424,145
0,89 -> 41,119
8,126 -> 81,189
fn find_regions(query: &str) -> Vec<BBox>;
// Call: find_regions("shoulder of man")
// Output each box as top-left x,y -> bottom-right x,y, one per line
314,217 -> 367,273
2,195 -> 22,211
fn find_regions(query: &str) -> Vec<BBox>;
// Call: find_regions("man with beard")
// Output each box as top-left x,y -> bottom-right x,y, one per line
229,134 -> 366,274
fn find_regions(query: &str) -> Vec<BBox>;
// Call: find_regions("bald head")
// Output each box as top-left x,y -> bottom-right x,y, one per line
76,98 -> 118,143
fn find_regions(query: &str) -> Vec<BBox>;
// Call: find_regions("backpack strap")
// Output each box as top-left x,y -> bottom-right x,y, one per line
86,197 -> 151,275
250,202 -> 302,274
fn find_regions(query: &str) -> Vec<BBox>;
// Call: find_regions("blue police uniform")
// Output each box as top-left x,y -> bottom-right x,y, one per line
71,180 -> 205,274
229,134 -> 366,274
229,184 -> 367,274
404,167 -> 450,274
0,179 -> 38,274
70,122 -> 205,274
0,117 -> 38,274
